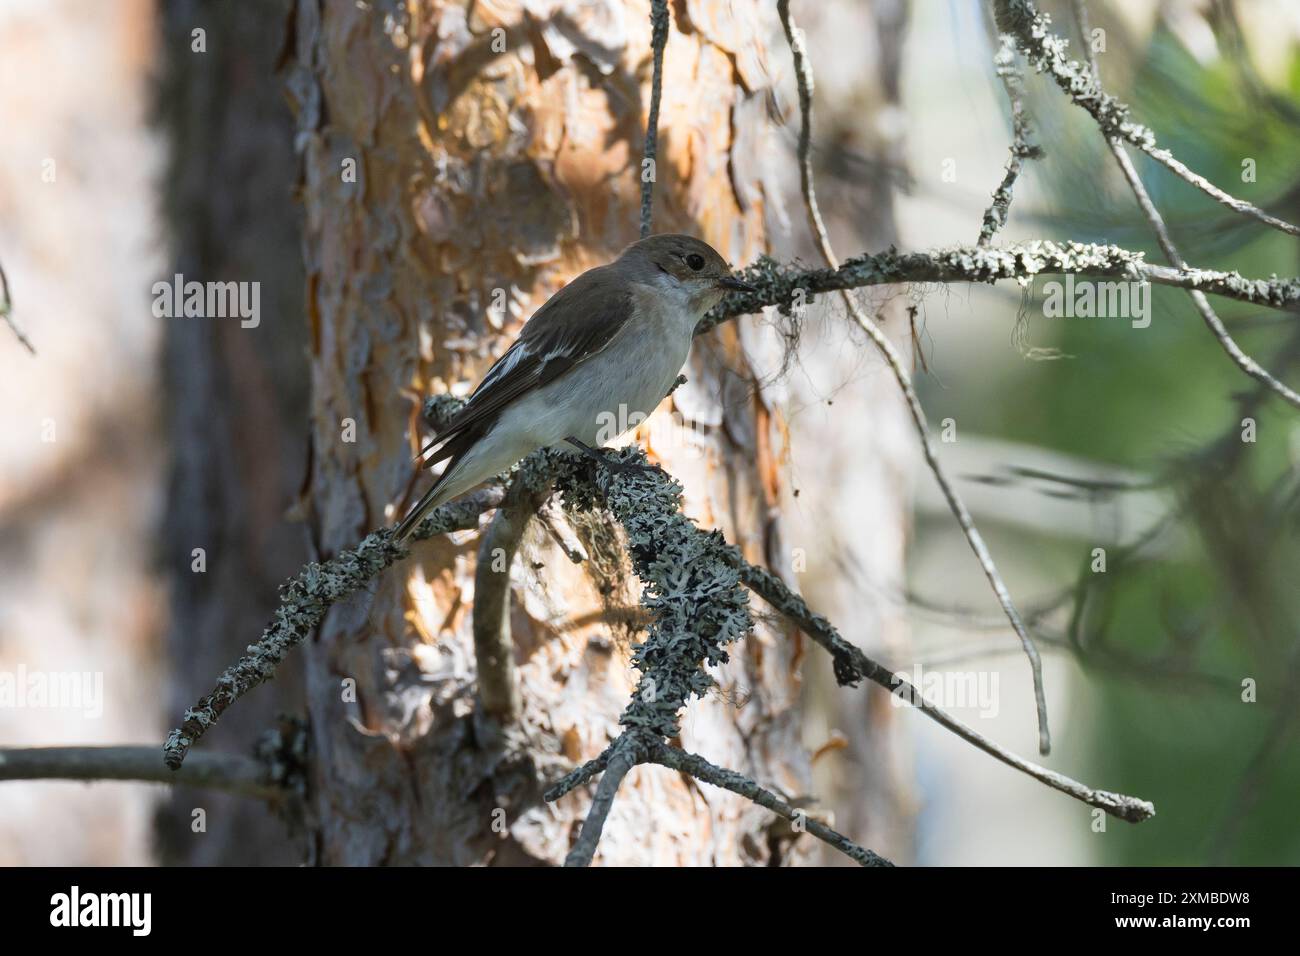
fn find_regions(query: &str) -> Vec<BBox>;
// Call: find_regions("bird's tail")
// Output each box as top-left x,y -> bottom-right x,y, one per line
394,424 -> 510,541
392,471 -> 454,542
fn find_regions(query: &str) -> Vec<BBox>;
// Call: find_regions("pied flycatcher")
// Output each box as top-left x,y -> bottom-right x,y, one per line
393,234 -> 754,541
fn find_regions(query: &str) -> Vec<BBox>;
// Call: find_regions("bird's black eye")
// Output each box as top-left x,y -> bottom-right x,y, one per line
686,253 -> 705,271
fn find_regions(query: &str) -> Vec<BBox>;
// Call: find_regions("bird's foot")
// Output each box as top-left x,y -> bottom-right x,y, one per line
565,437 -> 664,476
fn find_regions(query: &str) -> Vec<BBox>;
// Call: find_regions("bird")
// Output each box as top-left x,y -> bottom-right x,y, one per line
392,234 -> 754,541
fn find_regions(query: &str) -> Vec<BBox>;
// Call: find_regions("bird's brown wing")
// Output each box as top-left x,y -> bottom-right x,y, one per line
419,265 -> 635,469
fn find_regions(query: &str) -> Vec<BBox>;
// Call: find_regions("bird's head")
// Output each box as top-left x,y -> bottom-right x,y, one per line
621,234 -> 755,314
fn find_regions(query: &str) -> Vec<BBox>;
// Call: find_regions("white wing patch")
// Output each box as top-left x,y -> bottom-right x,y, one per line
474,338 -> 531,395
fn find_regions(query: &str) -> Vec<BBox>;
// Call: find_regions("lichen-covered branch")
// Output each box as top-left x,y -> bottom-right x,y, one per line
562,733 -> 648,867
705,240 -> 1300,333
996,0 -> 1300,238
162,485 -> 505,770
978,33 -> 1043,246
1066,0 -> 1300,411
158,429 -> 1150,865
544,440 -> 1152,863
649,743 -> 893,867
548,448 -> 892,866
779,4 -> 1051,755
557,453 -> 752,739
734,556 -> 1155,823
544,743 -> 614,803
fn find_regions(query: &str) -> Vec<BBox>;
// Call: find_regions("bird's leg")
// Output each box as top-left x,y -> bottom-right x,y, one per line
565,437 -> 663,475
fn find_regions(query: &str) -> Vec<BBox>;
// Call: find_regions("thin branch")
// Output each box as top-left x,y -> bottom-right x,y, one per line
1068,0 -> 1300,411
472,475 -> 545,721
162,484 -> 505,770
978,33 -> 1042,245
780,0 -> 1051,755
777,1 -> 831,261
544,744 -> 614,802
0,746 -> 281,800
639,0 -> 670,238
562,734 -> 646,867
0,260 -> 35,356
997,0 -> 1300,238
703,240 -> 1300,333
733,556 -> 1155,823
649,742 -> 893,866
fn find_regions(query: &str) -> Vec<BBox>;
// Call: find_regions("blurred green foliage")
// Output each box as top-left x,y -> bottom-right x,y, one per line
924,8 -> 1300,864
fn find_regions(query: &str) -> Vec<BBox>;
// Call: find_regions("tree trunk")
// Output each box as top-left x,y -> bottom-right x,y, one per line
155,0 -> 308,865
284,0 -> 830,866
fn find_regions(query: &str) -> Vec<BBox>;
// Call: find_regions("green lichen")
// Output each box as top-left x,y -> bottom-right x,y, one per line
556,449 -> 753,739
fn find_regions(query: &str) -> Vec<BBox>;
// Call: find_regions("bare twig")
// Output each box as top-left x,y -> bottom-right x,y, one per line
473,475 -> 547,721
0,261 -> 35,356
562,734 -> 647,867
1067,0 -> 1300,410
734,557 -> 1155,823
649,742 -> 893,866
639,0 -> 670,238
998,0 -> 1300,238
780,0 -> 1052,755
777,1 -> 831,261
1,746 -> 281,800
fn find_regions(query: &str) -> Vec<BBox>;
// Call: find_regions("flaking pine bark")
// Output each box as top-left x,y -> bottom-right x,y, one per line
278,0 -> 908,865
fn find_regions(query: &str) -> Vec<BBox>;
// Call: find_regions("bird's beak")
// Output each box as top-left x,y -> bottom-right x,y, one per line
717,275 -> 756,293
